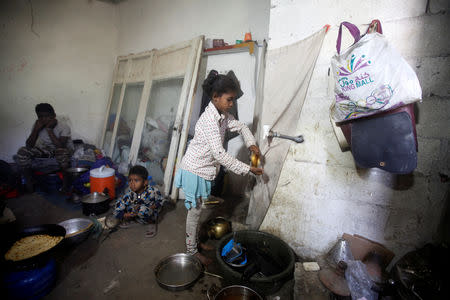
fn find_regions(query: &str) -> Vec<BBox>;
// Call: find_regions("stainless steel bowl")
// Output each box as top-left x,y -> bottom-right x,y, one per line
58,218 -> 93,244
154,253 -> 204,291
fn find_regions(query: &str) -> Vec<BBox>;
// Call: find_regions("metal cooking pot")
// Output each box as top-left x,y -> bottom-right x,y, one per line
81,192 -> 110,215
207,217 -> 232,240
58,218 -> 93,244
211,285 -> 263,300
65,168 -> 89,203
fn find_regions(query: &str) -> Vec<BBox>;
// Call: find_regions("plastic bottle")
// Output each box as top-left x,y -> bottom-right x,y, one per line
147,176 -> 156,186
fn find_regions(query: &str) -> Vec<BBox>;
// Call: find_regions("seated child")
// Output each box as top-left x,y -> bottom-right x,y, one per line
113,165 -> 164,237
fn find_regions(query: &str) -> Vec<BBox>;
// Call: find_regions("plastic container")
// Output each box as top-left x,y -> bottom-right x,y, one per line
3,258 -> 56,300
216,230 -> 295,295
90,165 -> 115,198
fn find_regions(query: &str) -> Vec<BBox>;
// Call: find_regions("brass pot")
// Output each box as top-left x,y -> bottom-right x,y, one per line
250,153 -> 260,168
207,217 -> 231,240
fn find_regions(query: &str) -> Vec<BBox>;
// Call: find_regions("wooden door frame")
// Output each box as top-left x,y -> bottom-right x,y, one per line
100,36 -> 204,199
163,36 -> 204,197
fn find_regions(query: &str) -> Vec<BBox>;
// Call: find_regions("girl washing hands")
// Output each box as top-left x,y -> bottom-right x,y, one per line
175,70 -> 263,265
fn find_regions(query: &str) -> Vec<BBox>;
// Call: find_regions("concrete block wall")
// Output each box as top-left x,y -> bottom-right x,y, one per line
260,0 -> 450,261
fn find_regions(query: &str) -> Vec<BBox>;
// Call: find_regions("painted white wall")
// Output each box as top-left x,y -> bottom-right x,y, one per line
260,0 -> 450,261
0,0 -> 270,163
117,0 -> 270,54
0,0 -> 118,162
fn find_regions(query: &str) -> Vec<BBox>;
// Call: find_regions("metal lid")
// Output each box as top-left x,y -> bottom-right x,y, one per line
81,192 -> 109,204
90,165 -> 115,178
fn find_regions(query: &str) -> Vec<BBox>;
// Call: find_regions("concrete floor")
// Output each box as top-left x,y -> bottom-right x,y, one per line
5,192 -> 223,300
4,192 -> 332,300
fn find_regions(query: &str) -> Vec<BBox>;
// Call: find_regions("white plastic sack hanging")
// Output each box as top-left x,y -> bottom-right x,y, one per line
331,21 -> 422,122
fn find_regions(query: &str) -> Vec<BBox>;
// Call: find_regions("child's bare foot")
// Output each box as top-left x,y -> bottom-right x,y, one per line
200,242 -> 214,251
194,252 -> 212,265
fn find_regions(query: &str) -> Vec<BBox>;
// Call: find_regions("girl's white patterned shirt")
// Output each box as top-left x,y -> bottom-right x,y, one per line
180,102 -> 256,180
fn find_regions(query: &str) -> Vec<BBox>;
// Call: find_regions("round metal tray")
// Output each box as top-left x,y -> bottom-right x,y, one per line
154,253 -> 204,291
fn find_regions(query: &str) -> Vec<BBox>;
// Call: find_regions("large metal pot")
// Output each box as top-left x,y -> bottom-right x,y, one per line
81,192 -> 110,216
65,167 -> 89,175
213,285 -> 263,300
65,167 -> 89,197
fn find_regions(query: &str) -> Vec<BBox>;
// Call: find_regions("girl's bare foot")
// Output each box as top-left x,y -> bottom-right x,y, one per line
194,252 -> 212,265
200,242 -> 214,251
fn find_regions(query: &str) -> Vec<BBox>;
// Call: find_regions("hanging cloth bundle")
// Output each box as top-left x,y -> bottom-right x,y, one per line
331,20 -> 421,174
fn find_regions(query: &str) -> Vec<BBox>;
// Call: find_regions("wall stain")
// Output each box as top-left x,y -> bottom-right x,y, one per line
1,59 -> 28,80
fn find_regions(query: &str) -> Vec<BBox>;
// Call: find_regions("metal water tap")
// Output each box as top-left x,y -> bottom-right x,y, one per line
269,131 -> 304,143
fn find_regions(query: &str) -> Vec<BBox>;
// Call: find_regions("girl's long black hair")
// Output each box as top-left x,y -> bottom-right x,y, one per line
202,70 -> 241,98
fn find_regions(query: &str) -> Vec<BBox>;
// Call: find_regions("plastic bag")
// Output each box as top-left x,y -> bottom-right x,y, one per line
118,162 -> 128,175
141,129 -> 169,160
72,148 -> 84,160
345,260 -> 378,300
331,21 -> 422,122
